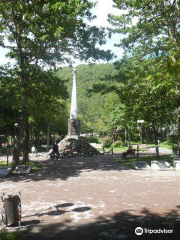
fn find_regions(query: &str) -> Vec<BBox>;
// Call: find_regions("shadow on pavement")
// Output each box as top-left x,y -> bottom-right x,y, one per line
22,208 -> 180,240
73,207 -> 91,212
22,203 -> 91,219
1,152 -> 171,182
22,220 -> 41,226
1,154 -> 132,182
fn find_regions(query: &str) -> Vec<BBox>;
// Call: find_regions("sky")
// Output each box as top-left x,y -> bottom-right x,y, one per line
90,0 -> 124,60
0,0 -> 123,66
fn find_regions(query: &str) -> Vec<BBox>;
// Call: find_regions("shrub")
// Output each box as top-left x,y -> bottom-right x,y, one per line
0,147 -> 7,154
102,138 -> 112,148
112,140 -> 122,148
0,231 -> 25,240
85,136 -> 100,143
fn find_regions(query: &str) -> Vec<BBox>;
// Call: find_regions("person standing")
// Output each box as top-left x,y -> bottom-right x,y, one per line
31,145 -> 36,157
52,142 -> 59,160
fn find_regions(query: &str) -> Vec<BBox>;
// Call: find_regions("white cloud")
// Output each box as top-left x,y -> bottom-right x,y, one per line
90,0 -> 125,28
0,48 -> 10,65
89,0 -> 124,60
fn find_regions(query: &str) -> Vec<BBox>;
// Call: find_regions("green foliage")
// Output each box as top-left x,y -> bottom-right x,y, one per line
0,66 -> 20,135
0,147 -> 6,153
99,92 -> 126,135
0,0 -> 112,65
102,137 -> 113,148
0,161 -> 9,167
159,141 -> 173,150
27,161 -> 43,170
0,0 -> 113,159
85,136 -> 100,143
112,140 -> 122,148
0,160 -> 42,170
0,230 -> 25,240
170,153 -> 180,161
1,0 -> 180,147
56,63 -> 119,134
85,0 -> 180,146
110,0 -> 180,59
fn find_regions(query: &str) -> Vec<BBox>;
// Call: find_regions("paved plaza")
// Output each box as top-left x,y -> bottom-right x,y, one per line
1,151 -> 180,239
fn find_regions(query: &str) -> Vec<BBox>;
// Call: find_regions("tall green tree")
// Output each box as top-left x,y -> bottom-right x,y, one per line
109,0 -> 180,58
108,0 -> 180,106
0,0 -> 112,164
0,65 -> 20,137
105,0 -> 180,148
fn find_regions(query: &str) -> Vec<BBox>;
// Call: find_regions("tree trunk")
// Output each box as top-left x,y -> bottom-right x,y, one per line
37,130 -> 41,148
30,127 -> 33,145
22,115 -> 29,164
47,124 -> 50,152
12,147 -> 19,168
178,111 -> 180,156
128,132 -> 131,148
166,125 -> 170,142
125,129 -> 127,143
145,127 -> 150,144
153,126 -> 159,157
160,125 -> 163,142
12,128 -> 20,167
13,8 -> 30,164
35,128 -> 38,145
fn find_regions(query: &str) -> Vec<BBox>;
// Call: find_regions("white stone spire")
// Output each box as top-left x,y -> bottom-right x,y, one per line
70,67 -> 78,120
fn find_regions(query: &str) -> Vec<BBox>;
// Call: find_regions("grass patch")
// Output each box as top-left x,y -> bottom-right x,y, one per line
159,143 -> 172,149
122,155 -> 172,168
0,230 -> 26,240
0,161 -> 12,167
112,147 -> 150,152
28,161 -> 43,169
0,160 -> 43,170
115,147 -> 128,152
102,144 -> 162,152
96,147 -> 129,152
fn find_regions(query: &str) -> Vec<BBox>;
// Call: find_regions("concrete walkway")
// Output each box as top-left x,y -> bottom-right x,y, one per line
0,150 -> 180,239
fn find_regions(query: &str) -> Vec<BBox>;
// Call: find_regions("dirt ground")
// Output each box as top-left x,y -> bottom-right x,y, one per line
0,148 -> 180,240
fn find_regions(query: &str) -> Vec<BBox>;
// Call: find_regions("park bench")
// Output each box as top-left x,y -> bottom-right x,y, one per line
122,148 -> 136,160
14,165 -> 33,174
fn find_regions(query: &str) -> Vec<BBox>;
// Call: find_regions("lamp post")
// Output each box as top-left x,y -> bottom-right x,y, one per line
12,123 -> 20,166
14,123 -> 19,148
6,144 -> 10,167
137,120 -> 144,144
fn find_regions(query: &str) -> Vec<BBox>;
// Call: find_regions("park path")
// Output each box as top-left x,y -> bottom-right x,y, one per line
0,149 -> 180,239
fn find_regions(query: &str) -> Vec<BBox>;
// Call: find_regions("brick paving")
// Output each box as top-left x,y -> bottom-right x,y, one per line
0,150 -> 180,239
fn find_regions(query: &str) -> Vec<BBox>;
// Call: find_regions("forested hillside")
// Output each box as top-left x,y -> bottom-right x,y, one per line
56,63 -> 120,136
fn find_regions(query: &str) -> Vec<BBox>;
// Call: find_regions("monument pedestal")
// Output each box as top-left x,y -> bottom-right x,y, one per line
68,119 -> 80,137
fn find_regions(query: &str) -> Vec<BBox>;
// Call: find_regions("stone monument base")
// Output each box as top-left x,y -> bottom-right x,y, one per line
58,136 -> 100,156
67,135 -> 79,140
68,119 -> 80,136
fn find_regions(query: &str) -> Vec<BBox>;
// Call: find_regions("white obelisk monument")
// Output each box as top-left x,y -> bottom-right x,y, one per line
68,67 -> 80,137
